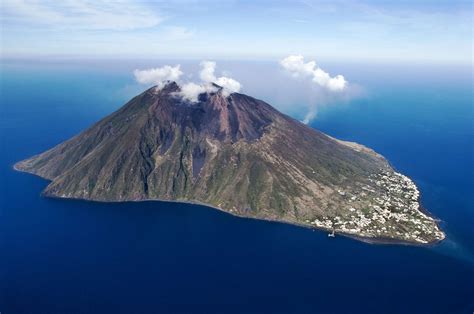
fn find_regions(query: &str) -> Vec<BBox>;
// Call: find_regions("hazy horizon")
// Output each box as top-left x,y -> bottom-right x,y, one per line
1,2 -> 474,313
2,56 -> 471,126
1,0 -> 472,64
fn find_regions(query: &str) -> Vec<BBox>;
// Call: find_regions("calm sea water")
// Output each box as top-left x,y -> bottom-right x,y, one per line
1,60 -> 473,314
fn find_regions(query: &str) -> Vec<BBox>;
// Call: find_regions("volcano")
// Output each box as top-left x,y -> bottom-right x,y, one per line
15,82 -> 444,244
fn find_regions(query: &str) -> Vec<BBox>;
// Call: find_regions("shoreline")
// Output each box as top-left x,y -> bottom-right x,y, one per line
13,163 -> 445,247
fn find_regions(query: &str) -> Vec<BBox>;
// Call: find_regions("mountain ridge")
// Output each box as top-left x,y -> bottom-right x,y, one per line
15,82 -> 445,244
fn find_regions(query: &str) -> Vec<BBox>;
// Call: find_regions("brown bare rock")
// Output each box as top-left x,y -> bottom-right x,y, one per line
15,82 -> 444,244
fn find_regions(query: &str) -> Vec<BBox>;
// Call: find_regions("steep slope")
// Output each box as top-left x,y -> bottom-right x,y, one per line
15,82 -> 445,244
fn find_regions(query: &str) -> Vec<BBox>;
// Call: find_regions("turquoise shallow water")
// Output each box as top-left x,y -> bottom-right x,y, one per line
1,60 -> 473,313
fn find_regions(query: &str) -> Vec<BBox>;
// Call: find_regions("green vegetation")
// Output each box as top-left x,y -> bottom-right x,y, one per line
14,83 -> 444,245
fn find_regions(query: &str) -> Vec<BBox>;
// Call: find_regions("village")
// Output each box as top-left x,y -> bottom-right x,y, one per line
306,171 -> 445,244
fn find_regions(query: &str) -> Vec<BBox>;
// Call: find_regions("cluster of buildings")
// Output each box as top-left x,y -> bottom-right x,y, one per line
305,171 -> 445,244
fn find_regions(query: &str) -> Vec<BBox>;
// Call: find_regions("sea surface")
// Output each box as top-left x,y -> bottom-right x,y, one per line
1,59 -> 473,314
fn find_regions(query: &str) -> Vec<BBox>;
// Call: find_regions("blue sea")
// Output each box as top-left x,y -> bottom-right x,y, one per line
1,59 -> 473,314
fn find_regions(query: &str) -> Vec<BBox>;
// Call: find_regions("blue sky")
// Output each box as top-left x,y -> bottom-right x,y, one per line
0,0 -> 472,64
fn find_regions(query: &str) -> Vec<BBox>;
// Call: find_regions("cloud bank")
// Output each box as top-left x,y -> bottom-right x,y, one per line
134,61 -> 241,102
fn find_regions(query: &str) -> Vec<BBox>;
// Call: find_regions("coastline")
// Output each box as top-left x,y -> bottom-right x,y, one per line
13,163 -> 445,247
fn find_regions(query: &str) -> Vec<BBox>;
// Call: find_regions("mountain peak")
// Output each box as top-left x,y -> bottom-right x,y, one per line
146,81 -> 180,95
15,86 -> 445,245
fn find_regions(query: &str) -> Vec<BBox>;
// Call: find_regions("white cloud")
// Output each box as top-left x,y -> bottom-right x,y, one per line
134,65 -> 183,87
2,0 -> 162,30
199,61 -> 242,94
280,55 -> 347,92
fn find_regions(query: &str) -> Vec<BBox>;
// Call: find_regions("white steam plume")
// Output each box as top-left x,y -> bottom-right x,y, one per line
133,65 -> 183,88
302,108 -> 317,125
178,82 -> 217,102
133,61 -> 242,102
199,61 -> 242,94
176,61 -> 242,101
199,61 -> 217,82
280,55 -> 346,92
280,55 -> 352,124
